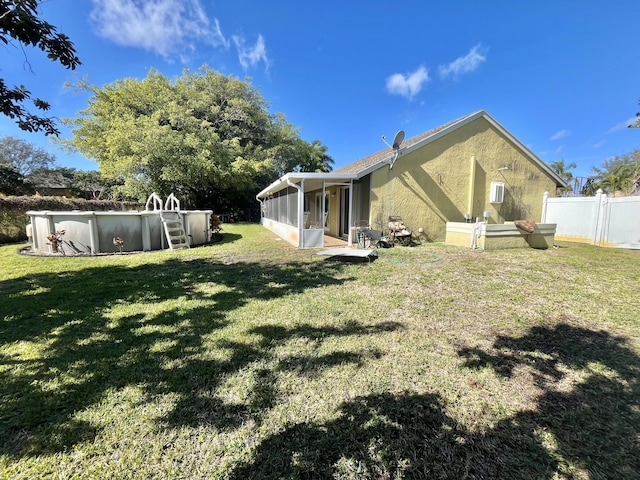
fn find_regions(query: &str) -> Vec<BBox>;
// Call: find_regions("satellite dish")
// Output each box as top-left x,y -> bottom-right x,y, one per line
380,130 -> 406,170
392,130 -> 405,150
381,130 -> 404,170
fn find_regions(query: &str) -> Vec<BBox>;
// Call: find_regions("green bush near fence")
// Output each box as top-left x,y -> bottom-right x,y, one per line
0,196 -> 141,244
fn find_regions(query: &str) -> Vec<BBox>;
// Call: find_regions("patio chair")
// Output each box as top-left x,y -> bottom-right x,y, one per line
355,220 -> 386,248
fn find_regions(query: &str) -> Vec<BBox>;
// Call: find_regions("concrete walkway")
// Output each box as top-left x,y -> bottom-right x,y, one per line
323,235 -> 349,248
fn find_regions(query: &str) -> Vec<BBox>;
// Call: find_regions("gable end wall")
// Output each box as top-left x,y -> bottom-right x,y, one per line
369,117 -> 557,241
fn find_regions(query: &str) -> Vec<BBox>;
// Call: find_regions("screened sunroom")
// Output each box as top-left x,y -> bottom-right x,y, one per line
256,172 -> 369,249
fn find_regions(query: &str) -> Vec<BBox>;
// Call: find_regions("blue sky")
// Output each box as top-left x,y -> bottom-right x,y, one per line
2,0 -> 639,181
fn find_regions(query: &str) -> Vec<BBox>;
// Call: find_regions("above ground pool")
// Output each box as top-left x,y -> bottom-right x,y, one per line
26,193 -> 213,254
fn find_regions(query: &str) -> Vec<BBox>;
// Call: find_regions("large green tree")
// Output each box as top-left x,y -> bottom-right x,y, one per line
63,67 -> 332,212
0,0 -> 81,135
0,135 -> 56,174
71,170 -> 117,200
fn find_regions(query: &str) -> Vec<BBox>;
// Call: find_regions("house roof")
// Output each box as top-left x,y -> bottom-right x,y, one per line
256,110 -> 569,200
333,112 -> 477,175
26,170 -> 74,189
334,110 -> 569,188
256,171 -> 357,199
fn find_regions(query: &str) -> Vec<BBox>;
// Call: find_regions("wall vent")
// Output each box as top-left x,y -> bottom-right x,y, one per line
490,181 -> 505,203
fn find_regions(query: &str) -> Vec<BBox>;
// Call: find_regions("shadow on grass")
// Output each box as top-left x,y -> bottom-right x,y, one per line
0,256 -> 403,458
227,389 -> 553,479
4,251 -> 638,478
458,324 -> 640,478
228,324 -> 640,479
216,232 -> 242,245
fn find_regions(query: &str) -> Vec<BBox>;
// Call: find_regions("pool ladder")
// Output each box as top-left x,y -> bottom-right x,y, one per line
161,211 -> 190,250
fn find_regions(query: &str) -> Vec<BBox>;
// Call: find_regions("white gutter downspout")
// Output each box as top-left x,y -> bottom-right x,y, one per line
348,179 -> 354,246
468,155 -> 476,219
322,179 -> 326,248
255,193 -> 262,224
287,178 -> 303,248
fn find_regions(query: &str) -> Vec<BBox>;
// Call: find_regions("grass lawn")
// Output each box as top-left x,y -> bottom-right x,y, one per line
1,223 -> 639,479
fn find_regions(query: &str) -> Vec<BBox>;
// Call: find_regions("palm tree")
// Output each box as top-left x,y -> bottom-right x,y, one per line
592,151 -> 640,196
549,159 -> 577,195
600,165 -> 635,196
295,139 -> 334,173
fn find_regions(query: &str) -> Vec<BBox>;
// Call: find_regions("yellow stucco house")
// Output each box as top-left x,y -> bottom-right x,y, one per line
256,110 -> 568,249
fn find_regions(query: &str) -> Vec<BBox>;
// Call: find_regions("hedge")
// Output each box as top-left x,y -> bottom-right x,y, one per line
0,196 -> 142,244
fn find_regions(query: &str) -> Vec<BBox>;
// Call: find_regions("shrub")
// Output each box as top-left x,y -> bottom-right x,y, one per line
0,196 -> 142,244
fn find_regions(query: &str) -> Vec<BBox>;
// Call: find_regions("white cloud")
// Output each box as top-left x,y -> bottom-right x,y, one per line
606,116 -> 638,134
385,66 -> 429,100
592,140 -> 606,149
233,34 -> 269,71
211,18 -> 230,49
438,44 -> 488,79
554,145 -> 565,154
550,129 -> 570,141
90,0 -> 228,60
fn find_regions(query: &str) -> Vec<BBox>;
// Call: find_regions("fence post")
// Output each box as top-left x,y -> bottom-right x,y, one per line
591,189 -> 605,245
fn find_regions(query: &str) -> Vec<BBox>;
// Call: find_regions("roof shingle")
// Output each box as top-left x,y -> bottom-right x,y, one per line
333,111 -> 482,175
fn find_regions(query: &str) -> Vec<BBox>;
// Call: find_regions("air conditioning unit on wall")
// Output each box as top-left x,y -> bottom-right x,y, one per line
490,181 -> 504,203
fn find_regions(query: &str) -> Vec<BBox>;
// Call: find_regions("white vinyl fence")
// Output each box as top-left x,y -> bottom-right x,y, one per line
541,190 -> 640,249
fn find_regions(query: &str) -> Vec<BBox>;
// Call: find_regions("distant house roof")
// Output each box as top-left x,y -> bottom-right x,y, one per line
27,170 -> 73,189
334,110 -> 569,188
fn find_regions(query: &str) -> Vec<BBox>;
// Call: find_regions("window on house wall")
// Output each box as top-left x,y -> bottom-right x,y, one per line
490,181 -> 505,203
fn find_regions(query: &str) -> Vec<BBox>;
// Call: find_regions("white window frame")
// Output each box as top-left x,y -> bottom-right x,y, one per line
490,181 -> 505,203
